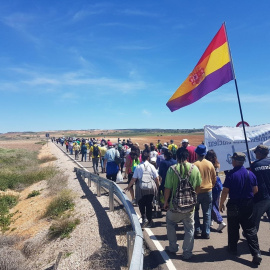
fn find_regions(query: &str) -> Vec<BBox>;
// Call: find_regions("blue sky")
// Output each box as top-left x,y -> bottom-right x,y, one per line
1,0 -> 270,133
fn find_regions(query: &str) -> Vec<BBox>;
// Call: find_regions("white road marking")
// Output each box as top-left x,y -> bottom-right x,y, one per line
136,213 -> 177,270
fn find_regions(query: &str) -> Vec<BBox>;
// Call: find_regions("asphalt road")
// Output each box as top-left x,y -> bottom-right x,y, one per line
55,142 -> 270,269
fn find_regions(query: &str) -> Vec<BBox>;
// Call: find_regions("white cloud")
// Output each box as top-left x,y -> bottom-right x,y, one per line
1,66 -> 148,95
142,109 -> 151,116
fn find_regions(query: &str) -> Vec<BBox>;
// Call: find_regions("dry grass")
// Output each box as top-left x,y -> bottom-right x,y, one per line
21,231 -> 47,259
0,247 -> 29,270
47,173 -> 69,196
48,217 -> 80,239
39,154 -> 57,163
0,235 -> 21,248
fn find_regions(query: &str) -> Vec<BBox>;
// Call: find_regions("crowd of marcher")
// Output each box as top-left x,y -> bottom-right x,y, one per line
55,136 -> 270,265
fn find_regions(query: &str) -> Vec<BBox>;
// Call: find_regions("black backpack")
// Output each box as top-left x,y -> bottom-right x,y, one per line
170,164 -> 197,213
120,148 -> 126,158
93,145 -> 99,157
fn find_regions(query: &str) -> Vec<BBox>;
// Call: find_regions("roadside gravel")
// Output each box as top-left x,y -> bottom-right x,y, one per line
25,142 -> 130,270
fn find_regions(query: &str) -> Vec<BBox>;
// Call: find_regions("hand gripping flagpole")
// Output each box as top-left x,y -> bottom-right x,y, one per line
223,22 -> 251,167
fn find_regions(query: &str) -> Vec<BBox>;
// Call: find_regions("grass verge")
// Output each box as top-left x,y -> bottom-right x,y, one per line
0,195 -> 19,232
44,189 -> 74,218
48,217 -> 80,239
26,190 -> 41,199
0,148 -> 58,191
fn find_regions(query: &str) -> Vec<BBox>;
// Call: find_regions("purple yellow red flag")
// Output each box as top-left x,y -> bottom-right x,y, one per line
166,24 -> 234,112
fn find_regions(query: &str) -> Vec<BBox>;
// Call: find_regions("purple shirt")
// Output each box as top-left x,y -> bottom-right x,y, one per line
223,166 -> 257,201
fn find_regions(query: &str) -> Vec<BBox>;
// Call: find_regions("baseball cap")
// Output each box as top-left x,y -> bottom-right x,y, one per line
231,152 -> 246,162
163,142 -> 168,146
254,145 -> 269,155
182,139 -> 189,143
195,144 -> 207,156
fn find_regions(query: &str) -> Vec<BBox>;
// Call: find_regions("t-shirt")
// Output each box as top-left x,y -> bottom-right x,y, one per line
149,151 -> 158,162
156,154 -> 165,168
133,161 -> 158,180
194,159 -> 216,193
99,146 -> 107,157
159,158 -> 177,188
223,166 -> 257,201
81,144 -> 87,154
251,157 -> 270,203
104,148 -> 119,162
165,162 -> 202,208
186,145 -> 197,163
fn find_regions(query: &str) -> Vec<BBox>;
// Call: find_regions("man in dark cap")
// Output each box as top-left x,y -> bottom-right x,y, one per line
219,152 -> 262,265
251,145 -> 270,232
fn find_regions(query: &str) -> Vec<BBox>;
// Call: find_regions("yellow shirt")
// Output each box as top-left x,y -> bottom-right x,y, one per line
90,145 -> 101,158
168,144 -> 178,151
99,146 -> 107,157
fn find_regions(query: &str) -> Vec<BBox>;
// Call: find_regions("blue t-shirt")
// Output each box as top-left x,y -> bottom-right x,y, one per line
223,166 -> 257,201
251,157 -> 270,203
159,158 -> 177,188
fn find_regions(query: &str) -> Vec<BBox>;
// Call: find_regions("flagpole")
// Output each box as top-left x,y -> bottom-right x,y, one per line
223,22 -> 251,167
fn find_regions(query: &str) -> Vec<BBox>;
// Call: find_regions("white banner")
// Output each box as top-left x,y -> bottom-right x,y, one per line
204,124 -> 270,171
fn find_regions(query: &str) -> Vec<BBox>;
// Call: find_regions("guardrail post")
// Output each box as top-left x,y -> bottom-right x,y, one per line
109,181 -> 114,211
97,176 -> 101,197
127,231 -> 136,268
88,176 -> 91,187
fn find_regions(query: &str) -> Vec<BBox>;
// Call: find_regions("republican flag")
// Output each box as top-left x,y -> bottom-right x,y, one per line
166,24 -> 234,112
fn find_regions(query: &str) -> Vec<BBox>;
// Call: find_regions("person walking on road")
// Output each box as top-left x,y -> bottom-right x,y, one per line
74,142 -> 80,160
125,151 -> 159,228
194,144 -> 216,239
103,141 -> 120,182
251,145 -> 270,232
163,147 -> 201,260
219,152 -> 262,265
99,142 -> 107,173
205,149 -> 226,232
89,140 -> 101,175
80,141 -> 88,162
181,139 -> 197,163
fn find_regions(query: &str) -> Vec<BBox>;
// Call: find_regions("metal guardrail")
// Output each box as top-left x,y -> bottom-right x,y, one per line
53,143 -> 144,270
74,168 -> 144,270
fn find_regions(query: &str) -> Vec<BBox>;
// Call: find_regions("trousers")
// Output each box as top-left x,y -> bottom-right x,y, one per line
227,199 -> 260,256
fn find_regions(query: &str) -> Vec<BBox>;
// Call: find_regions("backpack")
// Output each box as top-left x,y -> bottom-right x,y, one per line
171,144 -> 177,159
170,164 -> 197,213
139,164 -> 155,191
93,145 -> 99,157
120,148 -> 126,159
157,143 -> 162,150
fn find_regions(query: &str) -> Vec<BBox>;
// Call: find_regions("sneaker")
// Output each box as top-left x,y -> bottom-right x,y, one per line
217,222 -> 226,232
201,233 -> 210,239
131,199 -> 137,206
165,246 -> 178,254
182,253 -> 193,260
146,220 -> 154,228
195,230 -> 202,238
252,253 -> 262,265
141,219 -> 148,228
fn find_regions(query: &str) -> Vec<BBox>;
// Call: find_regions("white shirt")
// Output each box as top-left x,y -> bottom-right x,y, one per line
133,161 -> 159,180
149,151 -> 158,162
